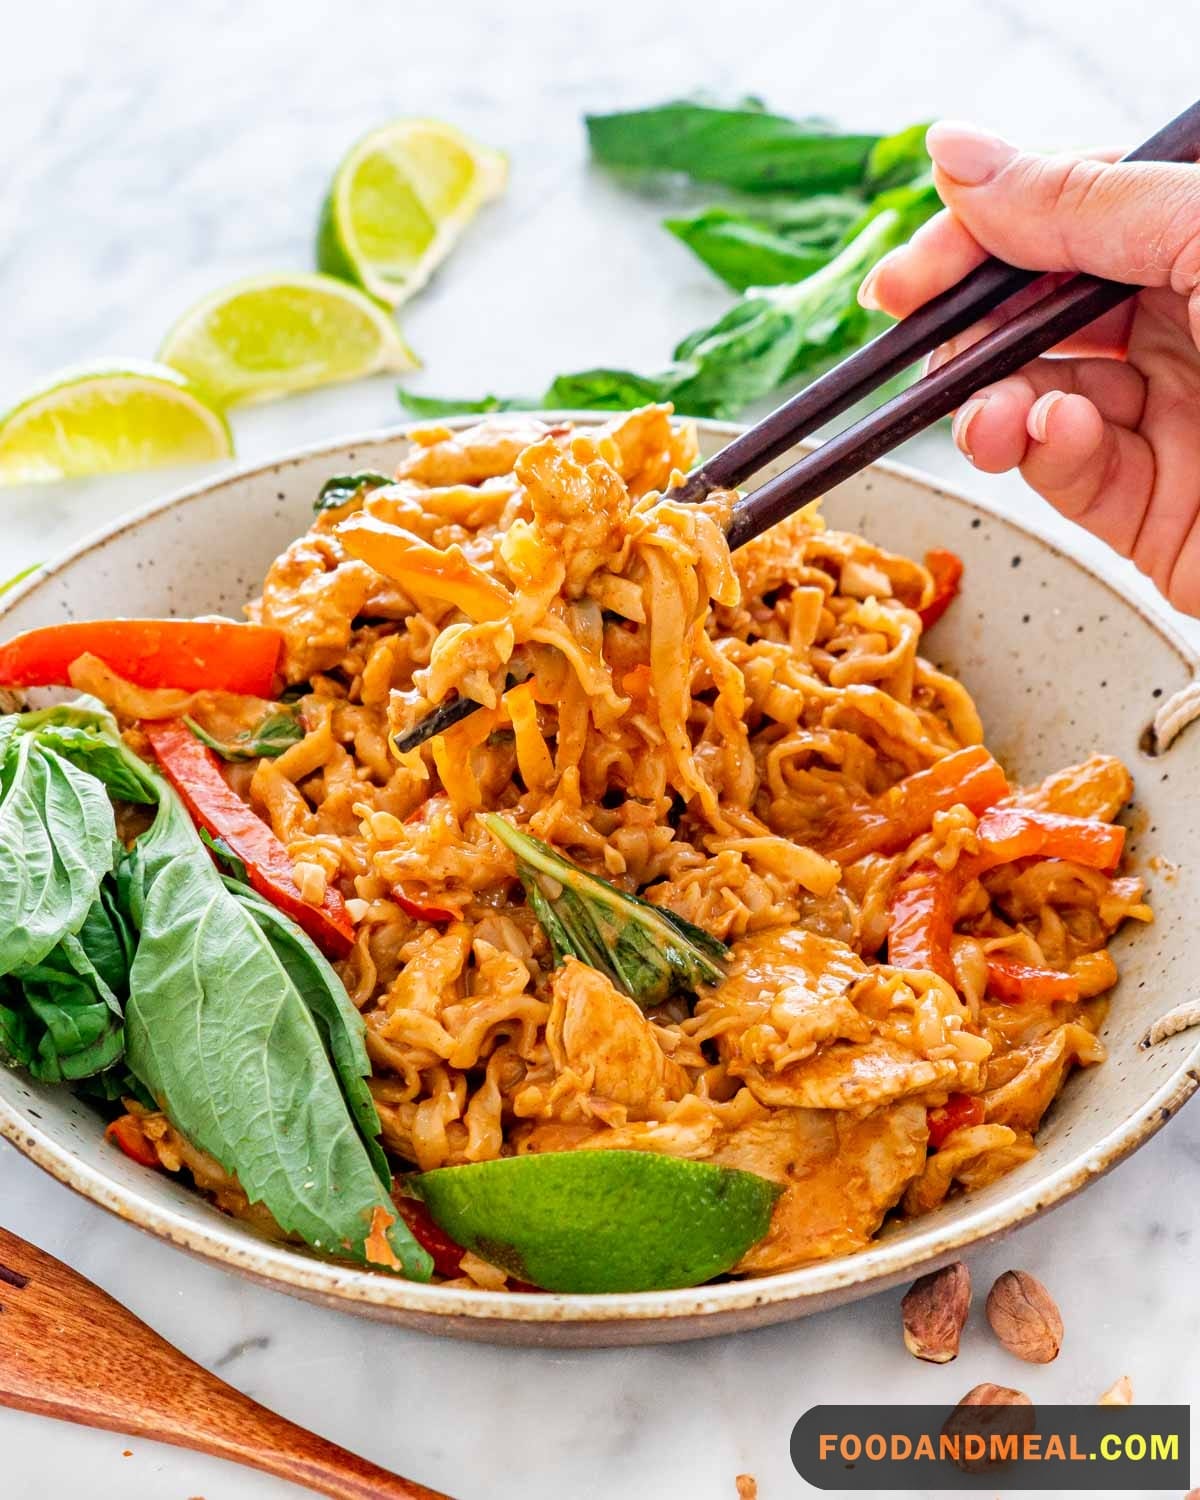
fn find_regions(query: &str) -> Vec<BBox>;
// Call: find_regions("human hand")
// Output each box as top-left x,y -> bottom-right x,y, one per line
858,122 -> 1200,614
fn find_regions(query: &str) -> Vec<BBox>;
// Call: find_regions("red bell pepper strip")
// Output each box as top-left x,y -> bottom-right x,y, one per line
394,891 -> 458,923
393,1196 -> 539,1290
141,718 -> 354,957
393,1195 -> 468,1278
105,1114 -> 162,1169
887,862 -> 958,984
926,1093 -> 985,1149
985,953 -> 1080,1005
0,619 -> 282,695
825,746 -> 1009,864
918,549 -> 964,630
975,806 -> 1125,873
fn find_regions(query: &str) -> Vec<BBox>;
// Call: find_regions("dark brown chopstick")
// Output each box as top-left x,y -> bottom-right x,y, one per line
393,96 -> 1200,752
669,256 -> 1036,504
726,270 -> 1132,549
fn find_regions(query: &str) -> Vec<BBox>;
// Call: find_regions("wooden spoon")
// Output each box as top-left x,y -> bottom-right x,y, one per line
0,1226 -> 454,1499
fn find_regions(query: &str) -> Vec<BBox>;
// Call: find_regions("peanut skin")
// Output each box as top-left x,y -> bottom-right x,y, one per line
901,1262 -> 972,1363
985,1269 -> 1063,1364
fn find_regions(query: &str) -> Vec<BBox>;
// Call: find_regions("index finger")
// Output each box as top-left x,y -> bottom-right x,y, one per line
859,209 -> 985,319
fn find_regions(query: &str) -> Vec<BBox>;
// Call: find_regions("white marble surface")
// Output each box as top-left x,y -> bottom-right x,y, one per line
2,2 -> 1199,1496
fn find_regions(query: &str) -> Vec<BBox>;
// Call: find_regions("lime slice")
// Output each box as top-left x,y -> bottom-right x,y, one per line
158,272 -> 418,407
0,361 -> 232,484
411,1150 -> 781,1293
318,118 -> 507,307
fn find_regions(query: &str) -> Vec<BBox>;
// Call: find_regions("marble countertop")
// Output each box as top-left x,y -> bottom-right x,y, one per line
2,1 -> 1198,1496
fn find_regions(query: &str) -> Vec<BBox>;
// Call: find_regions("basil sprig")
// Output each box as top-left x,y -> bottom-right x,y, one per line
482,814 -> 727,1006
314,470 -> 392,514
585,99 -> 878,194
0,700 -> 430,1278
0,876 -> 131,1083
184,706 -> 303,762
0,717 -> 118,975
399,104 -> 939,422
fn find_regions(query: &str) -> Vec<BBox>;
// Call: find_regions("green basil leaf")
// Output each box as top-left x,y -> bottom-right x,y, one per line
737,193 -> 871,237
227,879 -> 391,1188
664,207 -> 845,292
199,829 -> 251,884
123,781 -> 429,1278
74,877 -> 136,999
666,294 -> 810,417
16,698 -> 159,804
7,885 -> 131,1084
21,980 -> 125,1082
0,730 -> 117,976
314,471 -> 393,515
184,707 -> 303,762
586,101 -> 878,193
863,121 -> 933,195
18,695 -> 117,734
670,199 -> 938,413
397,391 -> 538,419
23,721 -> 158,803
482,814 -> 727,1007
0,983 -> 33,1069
542,368 -> 680,412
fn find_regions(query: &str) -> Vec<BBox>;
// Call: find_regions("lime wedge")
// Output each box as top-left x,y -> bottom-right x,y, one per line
411,1150 -> 781,1293
158,272 -> 418,407
0,361 -> 232,484
318,118 -> 507,307
0,562 -> 42,596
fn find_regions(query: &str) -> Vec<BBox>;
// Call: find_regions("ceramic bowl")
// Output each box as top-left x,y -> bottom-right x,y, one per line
2,417 -> 1198,1347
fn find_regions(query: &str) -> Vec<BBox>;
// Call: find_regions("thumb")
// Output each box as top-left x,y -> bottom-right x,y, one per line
925,122 -> 1200,295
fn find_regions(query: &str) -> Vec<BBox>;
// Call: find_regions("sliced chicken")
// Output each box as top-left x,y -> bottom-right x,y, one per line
1011,754 -> 1132,822
394,418 -> 553,487
712,1101 -> 929,1272
749,1038 -> 973,1110
251,533 -> 377,682
982,1022 -> 1105,1134
695,926 -> 872,1070
698,927 -> 986,1109
546,958 -> 690,1116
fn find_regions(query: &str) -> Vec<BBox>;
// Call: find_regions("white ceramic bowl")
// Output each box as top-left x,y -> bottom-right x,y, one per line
3,417 -> 1199,1347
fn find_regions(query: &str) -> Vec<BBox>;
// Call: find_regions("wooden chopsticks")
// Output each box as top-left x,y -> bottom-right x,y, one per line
393,96 -> 1200,752
727,270 -> 1130,549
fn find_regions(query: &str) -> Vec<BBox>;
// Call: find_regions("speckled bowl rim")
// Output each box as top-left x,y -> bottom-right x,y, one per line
3,415 -> 1199,1335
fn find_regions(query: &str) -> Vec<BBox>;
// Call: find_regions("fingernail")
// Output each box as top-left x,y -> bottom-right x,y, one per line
926,121 -> 1016,186
1027,391 -> 1065,443
952,397 -> 988,459
924,338 -> 960,377
857,264 -> 883,310
858,250 -> 899,310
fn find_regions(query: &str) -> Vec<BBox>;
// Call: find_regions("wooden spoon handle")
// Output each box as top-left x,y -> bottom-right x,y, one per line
0,1227 -> 454,1499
